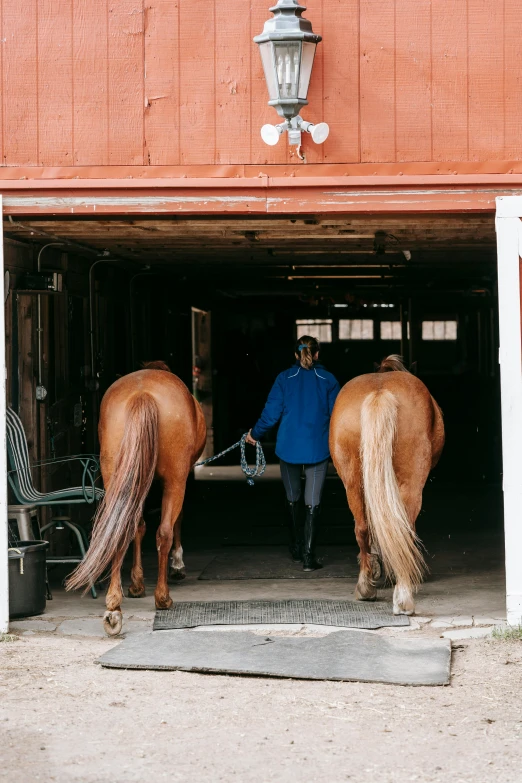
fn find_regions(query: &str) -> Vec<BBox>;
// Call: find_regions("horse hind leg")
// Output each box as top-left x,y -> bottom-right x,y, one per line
128,519 -> 146,598
169,510 -> 186,582
346,483 -> 377,602
155,483 -> 186,609
103,551 -> 125,636
392,483 -> 423,616
370,540 -> 383,580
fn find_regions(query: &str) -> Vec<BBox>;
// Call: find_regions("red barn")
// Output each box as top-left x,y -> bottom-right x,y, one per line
1,0 -> 521,629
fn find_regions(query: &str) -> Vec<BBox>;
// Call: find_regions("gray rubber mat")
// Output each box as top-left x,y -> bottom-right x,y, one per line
198,546 -> 360,580
153,599 -> 409,630
98,630 -> 450,686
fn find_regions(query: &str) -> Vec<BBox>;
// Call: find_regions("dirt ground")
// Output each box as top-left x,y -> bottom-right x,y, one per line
1,480 -> 513,782
1,631 -> 521,783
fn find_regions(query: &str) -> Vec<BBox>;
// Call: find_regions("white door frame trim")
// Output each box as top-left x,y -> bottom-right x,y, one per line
496,196 -> 522,626
0,197 -> 9,633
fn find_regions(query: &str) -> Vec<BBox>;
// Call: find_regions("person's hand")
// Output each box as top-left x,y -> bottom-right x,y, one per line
245,430 -> 257,446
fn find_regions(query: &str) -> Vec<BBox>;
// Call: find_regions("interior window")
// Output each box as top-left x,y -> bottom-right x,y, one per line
380,321 -> 402,340
296,319 -> 333,343
422,320 -> 458,341
338,319 -> 374,340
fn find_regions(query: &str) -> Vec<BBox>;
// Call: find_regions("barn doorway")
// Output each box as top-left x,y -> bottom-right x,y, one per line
0,210 -> 512,625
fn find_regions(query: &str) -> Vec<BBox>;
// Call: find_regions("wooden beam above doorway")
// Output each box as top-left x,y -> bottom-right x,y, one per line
1,174 -> 522,216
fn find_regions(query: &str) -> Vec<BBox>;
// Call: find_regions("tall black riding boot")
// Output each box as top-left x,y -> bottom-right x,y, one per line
287,500 -> 302,562
302,504 -> 323,572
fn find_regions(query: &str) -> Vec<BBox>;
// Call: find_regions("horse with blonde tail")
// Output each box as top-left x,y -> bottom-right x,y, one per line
66,361 -> 206,636
330,355 -> 445,615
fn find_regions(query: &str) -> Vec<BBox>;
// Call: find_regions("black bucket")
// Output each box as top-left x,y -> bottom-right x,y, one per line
8,541 -> 49,619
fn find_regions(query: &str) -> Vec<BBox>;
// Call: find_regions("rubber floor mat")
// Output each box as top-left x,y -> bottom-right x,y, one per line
153,599 -> 409,630
98,629 -> 450,686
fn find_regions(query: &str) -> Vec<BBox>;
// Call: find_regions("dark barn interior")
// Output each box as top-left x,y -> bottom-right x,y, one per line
3,213 -> 504,591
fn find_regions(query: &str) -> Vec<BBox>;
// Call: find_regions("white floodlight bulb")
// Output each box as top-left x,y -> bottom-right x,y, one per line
261,124 -> 281,146
310,122 -> 329,144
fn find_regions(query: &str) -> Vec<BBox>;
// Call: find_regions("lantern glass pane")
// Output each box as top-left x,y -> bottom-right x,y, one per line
298,41 -> 316,99
259,42 -> 278,100
274,41 -> 301,100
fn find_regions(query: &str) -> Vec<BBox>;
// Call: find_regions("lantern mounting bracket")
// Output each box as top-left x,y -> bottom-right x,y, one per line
261,115 -> 329,147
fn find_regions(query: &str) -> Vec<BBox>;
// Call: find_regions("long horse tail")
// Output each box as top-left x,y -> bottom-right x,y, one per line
360,389 -> 426,590
66,393 -> 159,593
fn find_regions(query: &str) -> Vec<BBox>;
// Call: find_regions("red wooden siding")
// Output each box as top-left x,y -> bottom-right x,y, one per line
0,0 -> 521,167
1,0 -> 39,166
73,0 -> 110,165
431,0 -> 468,161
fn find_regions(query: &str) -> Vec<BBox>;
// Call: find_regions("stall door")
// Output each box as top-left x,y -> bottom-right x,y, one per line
495,196 -> 522,626
192,307 -> 213,459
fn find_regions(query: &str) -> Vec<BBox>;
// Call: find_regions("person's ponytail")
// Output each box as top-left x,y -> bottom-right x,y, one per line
296,335 -> 319,370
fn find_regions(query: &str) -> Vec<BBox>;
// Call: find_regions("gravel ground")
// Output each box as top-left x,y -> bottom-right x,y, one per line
1,631 -> 521,783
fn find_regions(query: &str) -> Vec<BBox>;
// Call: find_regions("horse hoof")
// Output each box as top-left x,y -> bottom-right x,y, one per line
393,606 -> 414,616
169,569 -> 186,583
355,588 -> 377,602
393,585 -> 415,616
155,596 -> 173,610
103,610 -> 123,637
355,575 -> 377,602
127,587 -> 146,598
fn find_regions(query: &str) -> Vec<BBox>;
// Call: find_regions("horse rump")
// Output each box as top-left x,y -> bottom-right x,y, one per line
66,393 -> 159,593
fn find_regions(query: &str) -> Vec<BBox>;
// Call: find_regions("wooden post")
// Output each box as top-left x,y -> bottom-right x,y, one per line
495,196 -> 522,627
0,198 -> 9,633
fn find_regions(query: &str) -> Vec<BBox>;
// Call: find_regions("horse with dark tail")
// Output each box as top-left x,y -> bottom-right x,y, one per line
330,355 -> 444,615
66,361 -> 206,636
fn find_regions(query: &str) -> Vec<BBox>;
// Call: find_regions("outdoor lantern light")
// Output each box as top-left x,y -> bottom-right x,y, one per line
254,0 -> 329,147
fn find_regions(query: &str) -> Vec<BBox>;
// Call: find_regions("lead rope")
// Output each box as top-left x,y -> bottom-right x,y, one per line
194,433 -> 266,486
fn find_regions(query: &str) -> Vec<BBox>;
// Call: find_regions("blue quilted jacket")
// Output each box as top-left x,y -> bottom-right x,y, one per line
251,362 -> 340,464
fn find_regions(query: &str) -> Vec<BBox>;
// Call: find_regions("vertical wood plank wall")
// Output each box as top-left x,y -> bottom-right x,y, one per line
3,241 -> 38,462
0,0 -> 521,166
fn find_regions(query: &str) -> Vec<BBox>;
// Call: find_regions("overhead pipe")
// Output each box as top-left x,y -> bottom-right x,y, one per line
7,215 -> 132,397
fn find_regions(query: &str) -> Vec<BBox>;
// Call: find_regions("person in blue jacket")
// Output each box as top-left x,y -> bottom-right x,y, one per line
246,335 -> 340,571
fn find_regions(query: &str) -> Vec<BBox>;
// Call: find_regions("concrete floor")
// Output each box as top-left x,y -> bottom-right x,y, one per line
10,542 -> 506,641
9,479 -> 508,639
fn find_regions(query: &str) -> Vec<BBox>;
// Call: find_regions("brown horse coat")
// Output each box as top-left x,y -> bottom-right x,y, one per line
329,356 -> 444,615
67,365 -> 206,635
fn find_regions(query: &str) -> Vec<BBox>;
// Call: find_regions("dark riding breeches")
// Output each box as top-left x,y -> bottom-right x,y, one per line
279,458 -> 329,507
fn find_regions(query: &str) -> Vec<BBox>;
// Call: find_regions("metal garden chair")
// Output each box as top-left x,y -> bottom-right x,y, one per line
6,407 -> 104,598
